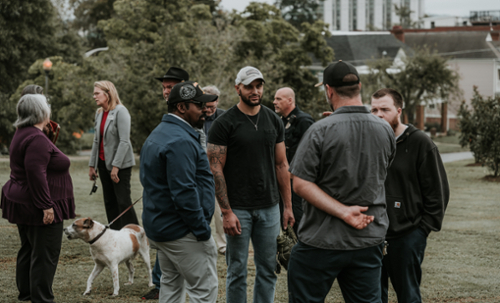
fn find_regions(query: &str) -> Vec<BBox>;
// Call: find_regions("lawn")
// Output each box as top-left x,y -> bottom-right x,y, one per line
432,133 -> 469,154
0,158 -> 499,303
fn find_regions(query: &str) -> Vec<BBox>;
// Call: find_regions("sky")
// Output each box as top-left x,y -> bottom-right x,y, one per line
219,0 -> 498,18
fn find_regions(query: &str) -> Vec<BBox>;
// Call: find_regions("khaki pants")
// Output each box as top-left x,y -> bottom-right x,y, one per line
150,234 -> 218,303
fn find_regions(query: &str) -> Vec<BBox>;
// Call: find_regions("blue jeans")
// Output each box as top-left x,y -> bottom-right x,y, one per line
381,227 -> 427,303
288,241 -> 384,303
226,204 -> 280,303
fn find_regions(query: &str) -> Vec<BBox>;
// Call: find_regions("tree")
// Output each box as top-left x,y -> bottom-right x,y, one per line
9,56 -> 97,154
0,0 -> 83,148
275,0 -> 324,31
364,47 -> 460,124
394,4 -> 417,29
458,87 -> 500,177
70,0 -> 116,49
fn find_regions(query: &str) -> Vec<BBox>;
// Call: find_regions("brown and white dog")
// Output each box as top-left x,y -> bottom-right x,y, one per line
64,218 -> 154,296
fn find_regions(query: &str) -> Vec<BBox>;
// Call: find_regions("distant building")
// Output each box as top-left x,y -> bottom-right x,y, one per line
420,16 -> 470,29
469,10 -> 500,26
319,0 -> 425,31
307,31 -> 412,78
392,25 -> 500,131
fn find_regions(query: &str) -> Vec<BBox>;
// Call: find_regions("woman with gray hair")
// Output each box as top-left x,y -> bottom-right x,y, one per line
1,94 -> 76,303
20,84 -> 60,143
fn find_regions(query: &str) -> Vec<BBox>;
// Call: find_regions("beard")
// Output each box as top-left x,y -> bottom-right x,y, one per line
194,114 -> 207,129
240,92 -> 261,107
389,114 -> 399,132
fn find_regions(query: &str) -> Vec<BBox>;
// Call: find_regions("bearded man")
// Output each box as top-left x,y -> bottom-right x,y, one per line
207,66 -> 294,303
371,88 -> 449,303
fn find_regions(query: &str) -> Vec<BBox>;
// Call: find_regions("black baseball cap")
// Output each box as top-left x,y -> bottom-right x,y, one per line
155,67 -> 189,82
167,81 -> 218,105
315,60 -> 360,87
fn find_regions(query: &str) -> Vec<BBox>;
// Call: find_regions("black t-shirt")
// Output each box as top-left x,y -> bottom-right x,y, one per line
208,104 -> 285,210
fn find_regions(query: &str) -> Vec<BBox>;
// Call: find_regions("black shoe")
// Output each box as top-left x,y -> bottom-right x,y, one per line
141,288 -> 160,300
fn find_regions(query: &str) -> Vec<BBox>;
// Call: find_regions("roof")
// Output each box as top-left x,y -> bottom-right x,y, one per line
313,33 -> 414,67
404,31 -> 500,59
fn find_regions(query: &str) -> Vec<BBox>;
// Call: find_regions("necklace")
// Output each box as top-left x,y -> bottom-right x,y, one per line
244,110 -> 260,131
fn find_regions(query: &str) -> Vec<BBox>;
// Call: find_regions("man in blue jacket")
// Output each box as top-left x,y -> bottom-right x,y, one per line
140,81 -> 219,303
371,88 -> 449,303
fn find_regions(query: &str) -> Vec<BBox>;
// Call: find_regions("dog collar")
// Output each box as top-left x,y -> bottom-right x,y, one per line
88,226 -> 108,245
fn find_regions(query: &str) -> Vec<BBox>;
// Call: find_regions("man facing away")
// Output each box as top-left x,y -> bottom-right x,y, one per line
140,81 -> 219,303
370,88 -> 449,303
141,67 -> 190,300
207,66 -> 294,303
273,87 -> 314,234
287,60 -> 396,303
202,85 -> 227,255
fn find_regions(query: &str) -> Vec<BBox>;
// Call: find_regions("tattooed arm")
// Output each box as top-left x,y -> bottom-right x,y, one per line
207,143 -> 241,236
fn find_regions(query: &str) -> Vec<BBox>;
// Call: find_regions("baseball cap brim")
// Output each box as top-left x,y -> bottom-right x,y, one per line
240,76 -> 265,86
155,76 -> 185,82
193,93 -> 218,103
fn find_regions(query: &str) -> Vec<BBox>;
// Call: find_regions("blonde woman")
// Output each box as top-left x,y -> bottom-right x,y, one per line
88,81 -> 138,229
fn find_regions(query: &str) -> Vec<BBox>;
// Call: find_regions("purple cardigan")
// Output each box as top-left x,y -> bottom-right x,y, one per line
1,126 -> 75,225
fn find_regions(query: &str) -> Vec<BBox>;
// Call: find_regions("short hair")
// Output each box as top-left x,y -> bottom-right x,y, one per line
14,94 -> 51,128
168,102 -> 190,114
21,84 -> 43,96
372,88 -> 403,109
202,85 -> 220,96
94,81 -> 122,113
332,74 -> 361,98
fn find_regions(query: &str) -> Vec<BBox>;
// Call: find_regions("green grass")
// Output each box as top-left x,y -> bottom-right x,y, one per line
1,158 -> 499,302
432,133 -> 470,154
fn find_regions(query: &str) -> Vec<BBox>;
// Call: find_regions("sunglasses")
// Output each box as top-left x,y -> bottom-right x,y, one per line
185,101 -> 207,109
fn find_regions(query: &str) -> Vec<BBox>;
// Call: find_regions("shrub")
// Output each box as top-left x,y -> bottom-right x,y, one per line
458,87 -> 500,177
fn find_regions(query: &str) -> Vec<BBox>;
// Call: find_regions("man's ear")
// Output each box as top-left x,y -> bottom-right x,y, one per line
177,102 -> 187,114
325,84 -> 334,99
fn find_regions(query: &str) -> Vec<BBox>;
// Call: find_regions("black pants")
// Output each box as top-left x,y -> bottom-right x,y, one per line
288,241 -> 384,303
98,159 -> 139,230
16,222 -> 63,303
381,227 -> 427,303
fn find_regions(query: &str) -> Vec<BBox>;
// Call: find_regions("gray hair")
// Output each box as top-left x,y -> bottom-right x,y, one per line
21,84 -> 44,96
202,85 -> 220,96
14,94 -> 51,128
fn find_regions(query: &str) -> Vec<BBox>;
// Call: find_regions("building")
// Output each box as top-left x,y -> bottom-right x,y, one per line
420,16 -> 469,29
392,25 -> 500,131
319,0 -> 425,32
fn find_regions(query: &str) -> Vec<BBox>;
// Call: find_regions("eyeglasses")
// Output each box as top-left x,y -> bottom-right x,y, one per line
185,101 -> 207,109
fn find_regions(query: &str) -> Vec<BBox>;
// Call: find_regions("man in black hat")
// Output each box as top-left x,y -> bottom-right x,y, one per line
155,67 -> 190,101
141,67 -> 191,300
287,60 -> 396,303
140,81 -> 219,303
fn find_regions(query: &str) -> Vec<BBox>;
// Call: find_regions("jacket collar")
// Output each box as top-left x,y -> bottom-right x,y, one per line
397,124 -> 418,144
330,105 -> 370,115
284,106 -> 299,120
162,114 -> 200,141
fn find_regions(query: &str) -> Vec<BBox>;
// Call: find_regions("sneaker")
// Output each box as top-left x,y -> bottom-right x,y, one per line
141,288 -> 159,300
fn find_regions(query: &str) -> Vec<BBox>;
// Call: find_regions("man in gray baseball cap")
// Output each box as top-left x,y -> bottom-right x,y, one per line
207,66 -> 294,303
